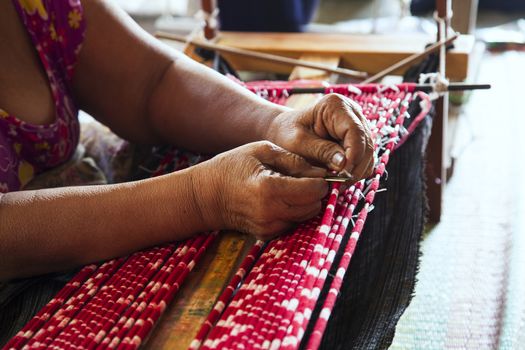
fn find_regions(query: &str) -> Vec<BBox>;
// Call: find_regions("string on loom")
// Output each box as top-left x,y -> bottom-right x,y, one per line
418,72 -> 449,100
417,10 -> 452,102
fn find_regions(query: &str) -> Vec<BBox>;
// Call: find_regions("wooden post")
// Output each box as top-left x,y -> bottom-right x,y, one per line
452,0 -> 479,34
426,0 -> 450,223
200,0 -> 217,39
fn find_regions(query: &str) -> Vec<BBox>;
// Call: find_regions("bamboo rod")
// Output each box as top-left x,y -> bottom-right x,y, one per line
155,31 -> 368,79
361,33 -> 459,84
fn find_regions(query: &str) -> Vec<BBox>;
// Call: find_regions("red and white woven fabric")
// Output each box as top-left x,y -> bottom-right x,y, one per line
3,83 -> 430,350
190,83 -> 431,350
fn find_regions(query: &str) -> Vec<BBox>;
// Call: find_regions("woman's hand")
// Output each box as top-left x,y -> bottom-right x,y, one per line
190,141 -> 328,240
266,93 -> 375,182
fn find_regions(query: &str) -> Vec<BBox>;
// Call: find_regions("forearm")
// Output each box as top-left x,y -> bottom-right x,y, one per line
0,169 -> 208,280
147,53 -> 289,153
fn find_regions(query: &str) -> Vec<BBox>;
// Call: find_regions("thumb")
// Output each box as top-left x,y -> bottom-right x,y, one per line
298,131 -> 348,172
255,142 -> 327,178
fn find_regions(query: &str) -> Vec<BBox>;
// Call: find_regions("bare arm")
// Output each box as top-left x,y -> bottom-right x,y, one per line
0,0 -> 373,281
73,0 -> 373,175
0,169 -> 205,280
0,142 -> 328,281
73,0 -> 286,153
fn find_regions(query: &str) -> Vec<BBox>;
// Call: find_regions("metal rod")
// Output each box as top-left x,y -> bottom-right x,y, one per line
324,176 -> 352,183
155,31 -> 368,79
256,83 -> 490,95
361,33 -> 459,84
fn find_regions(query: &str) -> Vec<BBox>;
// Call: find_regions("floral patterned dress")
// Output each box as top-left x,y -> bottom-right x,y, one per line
0,0 -> 85,193
0,0 -> 203,193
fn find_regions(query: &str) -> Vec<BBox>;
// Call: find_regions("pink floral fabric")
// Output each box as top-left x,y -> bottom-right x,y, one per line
0,0 -> 86,192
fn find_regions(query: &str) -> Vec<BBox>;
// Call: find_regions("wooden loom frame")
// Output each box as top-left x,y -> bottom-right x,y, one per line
145,0 -> 470,348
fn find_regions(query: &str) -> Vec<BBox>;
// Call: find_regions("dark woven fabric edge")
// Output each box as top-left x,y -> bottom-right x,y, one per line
313,107 -> 432,350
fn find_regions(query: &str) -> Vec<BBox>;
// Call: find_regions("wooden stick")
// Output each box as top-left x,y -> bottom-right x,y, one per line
282,83 -> 490,94
155,31 -> 368,79
361,33 -> 459,84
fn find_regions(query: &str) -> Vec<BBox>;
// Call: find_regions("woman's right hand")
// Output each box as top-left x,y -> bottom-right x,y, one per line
190,141 -> 329,240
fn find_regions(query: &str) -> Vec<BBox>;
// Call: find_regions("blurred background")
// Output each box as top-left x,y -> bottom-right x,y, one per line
114,0 -> 525,47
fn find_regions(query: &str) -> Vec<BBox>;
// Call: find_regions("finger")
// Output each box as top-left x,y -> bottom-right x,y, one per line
310,95 -> 371,172
256,142 -> 327,178
331,96 -> 374,173
343,131 -> 373,178
347,101 -> 375,172
293,130 -> 348,172
347,98 -> 368,130
351,151 -> 375,182
277,201 -> 323,223
266,175 -> 329,205
339,108 -> 374,174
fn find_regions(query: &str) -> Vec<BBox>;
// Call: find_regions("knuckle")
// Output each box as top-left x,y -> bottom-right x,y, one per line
367,138 -> 374,153
289,153 -> 307,170
259,140 -> 273,149
250,140 -> 277,157
323,93 -> 362,115
323,93 -> 345,105
315,142 -> 336,162
357,133 -> 367,149
348,135 -> 368,162
260,140 -> 280,152
347,98 -> 363,114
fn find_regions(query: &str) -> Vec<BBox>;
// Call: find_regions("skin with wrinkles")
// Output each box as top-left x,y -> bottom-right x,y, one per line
0,0 -> 373,280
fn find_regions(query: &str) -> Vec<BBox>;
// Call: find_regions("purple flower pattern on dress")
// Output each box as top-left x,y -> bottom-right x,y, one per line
0,0 -> 86,192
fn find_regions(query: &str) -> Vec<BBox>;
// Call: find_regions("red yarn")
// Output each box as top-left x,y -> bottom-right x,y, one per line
192,82 -> 430,350
3,83 -> 430,350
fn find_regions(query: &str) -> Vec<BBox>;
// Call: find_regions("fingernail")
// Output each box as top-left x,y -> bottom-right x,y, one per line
331,152 -> 345,167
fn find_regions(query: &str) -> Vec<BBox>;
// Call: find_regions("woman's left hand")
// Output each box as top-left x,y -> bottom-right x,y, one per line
266,93 -> 375,182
